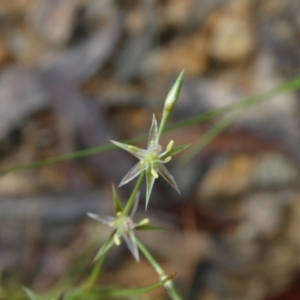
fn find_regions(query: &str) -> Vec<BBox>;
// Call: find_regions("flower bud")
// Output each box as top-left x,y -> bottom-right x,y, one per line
164,70 -> 184,113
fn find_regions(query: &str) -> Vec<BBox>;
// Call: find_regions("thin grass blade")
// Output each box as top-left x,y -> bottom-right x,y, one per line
166,144 -> 191,157
93,231 -> 116,262
23,288 -> 38,300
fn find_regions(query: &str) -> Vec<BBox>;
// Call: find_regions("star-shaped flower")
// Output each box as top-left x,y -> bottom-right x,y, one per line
87,186 -> 150,262
111,114 -> 187,208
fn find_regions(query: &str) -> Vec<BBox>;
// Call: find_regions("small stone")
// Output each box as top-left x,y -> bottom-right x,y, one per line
0,172 -> 38,196
82,0 -> 116,25
0,68 -> 49,140
198,154 -> 257,200
28,0 -> 80,45
141,34 -> 208,77
253,153 -> 299,188
239,192 -> 286,239
163,34 -> 208,76
260,243 -> 296,294
260,0 -> 285,15
161,0 -> 193,30
125,6 -> 145,36
208,14 -> 256,63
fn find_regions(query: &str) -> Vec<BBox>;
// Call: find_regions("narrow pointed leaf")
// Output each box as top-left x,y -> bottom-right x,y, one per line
87,213 -> 114,225
156,163 -> 180,194
136,224 -> 166,231
122,231 -> 139,262
166,144 -> 191,157
112,184 -> 123,213
119,162 -> 146,186
94,231 -> 116,262
145,168 -> 155,210
58,291 -> 66,300
110,140 -> 146,159
148,114 -> 158,147
23,288 -> 38,300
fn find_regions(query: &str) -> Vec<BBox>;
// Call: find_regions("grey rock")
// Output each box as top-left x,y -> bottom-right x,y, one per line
253,154 -> 299,188
40,14 -> 124,83
28,0 -> 79,45
0,68 -> 49,140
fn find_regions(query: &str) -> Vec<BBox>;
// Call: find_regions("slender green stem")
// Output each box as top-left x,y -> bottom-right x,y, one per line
1,74 -> 300,176
81,252 -> 107,292
168,75 -> 300,132
136,238 -> 183,300
69,273 -> 175,299
180,78 -> 294,164
157,111 -> 169,143
180,112 -> 238,164
0,144 -> 114,175
123,172 -> 145,215
94,274 -> 174,298
23,288 -> 38,300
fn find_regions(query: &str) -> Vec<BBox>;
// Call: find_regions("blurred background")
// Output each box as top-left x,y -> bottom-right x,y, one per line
1,0 -> 300,299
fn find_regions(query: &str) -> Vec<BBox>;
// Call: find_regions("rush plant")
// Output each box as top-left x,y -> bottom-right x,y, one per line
1,71 -> 299,299
23,71 -> 186,300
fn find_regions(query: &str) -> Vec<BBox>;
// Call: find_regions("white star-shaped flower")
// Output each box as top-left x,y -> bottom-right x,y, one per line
88,187 -> 150,262
111,114 -> 185,208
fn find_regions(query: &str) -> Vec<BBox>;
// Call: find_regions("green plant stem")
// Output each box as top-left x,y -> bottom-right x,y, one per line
123,172 -> 145,215
93,274 -> 174,298
69,274 -> 174,300
81,252 -> 107,292
169,74 -> 300,132
136,238 -> 183,300
180,112 -> 238,164
0,143 -> 114,175
157,111 -> 169,143
1,75 -> 300,176
67,173 -> 144,296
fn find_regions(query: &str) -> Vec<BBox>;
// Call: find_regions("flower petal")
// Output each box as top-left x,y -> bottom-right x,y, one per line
156,163 -> 180,194
146,167 -> 155,210
148,114 -> 158,147
122,231 -> 139,262
119,162 -> 146,186
130,191 -> 140,219
87,212 -> 115,225
110,140 -> 146,159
